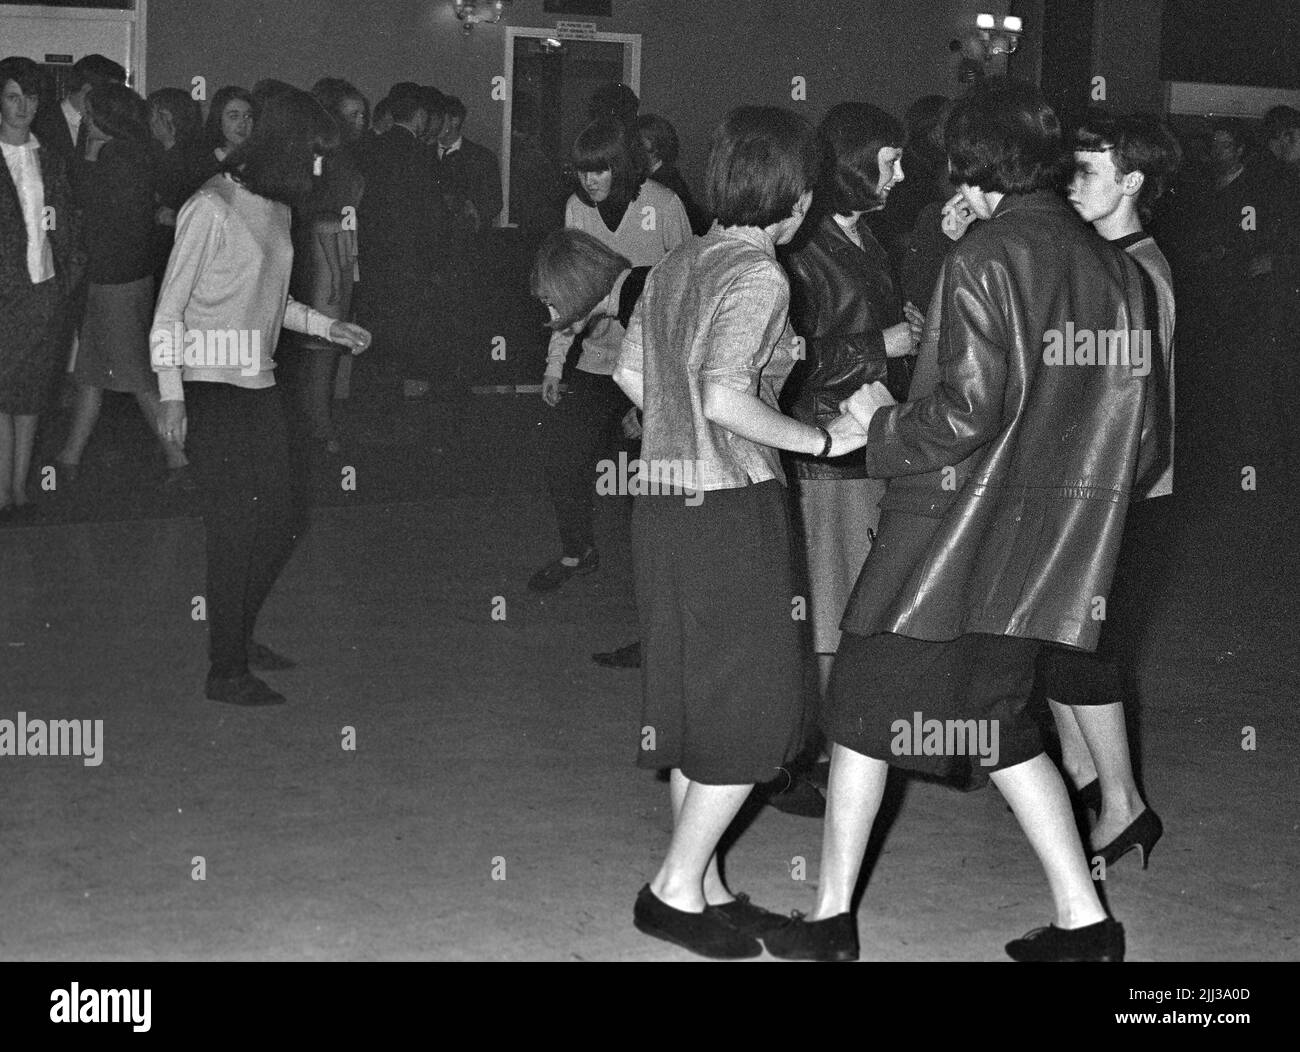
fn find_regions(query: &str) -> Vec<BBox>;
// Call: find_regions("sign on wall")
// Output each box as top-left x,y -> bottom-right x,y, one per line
556,21 -> 598,40
544,1 -> 612,15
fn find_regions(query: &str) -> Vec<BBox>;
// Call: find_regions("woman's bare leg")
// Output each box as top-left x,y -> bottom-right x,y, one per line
59,384 -> 102,467
668,769 -> 732,905
991,752 -> 1108,928
0,413 -> 14,506
651,774 -> 752,912
811,744 -> 888,919
1047,699 -> 1097,789
1070,702 -> 1147,846
12,414 -> 39,505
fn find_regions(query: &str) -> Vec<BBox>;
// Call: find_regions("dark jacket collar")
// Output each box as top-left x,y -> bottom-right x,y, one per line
818,211 -> 885,256
991,189 -> 1071,220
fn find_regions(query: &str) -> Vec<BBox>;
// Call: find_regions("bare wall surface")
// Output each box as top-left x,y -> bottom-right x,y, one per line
146,0 -> 1015,185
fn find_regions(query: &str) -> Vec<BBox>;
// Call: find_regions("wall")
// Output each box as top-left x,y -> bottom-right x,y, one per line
1091,0 -> 1165,113
146,0 -> 1021,186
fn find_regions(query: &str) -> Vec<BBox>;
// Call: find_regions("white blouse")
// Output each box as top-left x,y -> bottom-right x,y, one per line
1,135 -> 56,285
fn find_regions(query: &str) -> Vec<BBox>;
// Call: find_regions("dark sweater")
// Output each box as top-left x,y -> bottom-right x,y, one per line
79,139 -> 156,285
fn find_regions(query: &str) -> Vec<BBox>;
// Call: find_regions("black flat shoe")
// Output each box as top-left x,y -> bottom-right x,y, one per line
1092,808 -> 1163,870
763,911 -> 859,962
247,640 -> 297,671
205,672 -> 286,707
527,547 -> 598,592
633,885 -> 761,959
1006,918 -> 1125,961
592,640 -> 641,668
707,893 -> 788,937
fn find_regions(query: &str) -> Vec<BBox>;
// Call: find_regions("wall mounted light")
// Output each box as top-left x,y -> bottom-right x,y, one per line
950,13 -> 1025,83
454,0 -> 512,35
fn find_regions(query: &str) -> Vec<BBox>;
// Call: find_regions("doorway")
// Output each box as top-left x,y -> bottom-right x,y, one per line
501,27 -> 641,228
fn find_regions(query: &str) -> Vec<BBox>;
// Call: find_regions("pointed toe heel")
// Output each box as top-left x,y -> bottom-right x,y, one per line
1093,808 -> 1163,871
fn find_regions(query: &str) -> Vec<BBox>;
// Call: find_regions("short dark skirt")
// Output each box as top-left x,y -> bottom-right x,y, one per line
74,276 -> 155,393
0,278 -> 63,415
824,630 -> 1044,789
632,479 -> 804,785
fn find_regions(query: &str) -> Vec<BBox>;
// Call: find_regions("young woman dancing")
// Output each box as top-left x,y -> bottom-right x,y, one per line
765,79 -> 1156,963
528,117 -> 690,594
152,88 -> 370,706
613,106 -> 880,959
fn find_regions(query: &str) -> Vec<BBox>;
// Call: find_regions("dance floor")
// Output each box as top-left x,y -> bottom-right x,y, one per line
1,394 -> 1297,961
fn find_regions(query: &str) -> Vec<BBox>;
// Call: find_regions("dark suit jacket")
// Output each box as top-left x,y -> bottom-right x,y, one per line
358,125 -> 450,283
432,136 -> 502,230
649,164 -> 710,236
0,136 -> 83,296
31,100 -> 79,160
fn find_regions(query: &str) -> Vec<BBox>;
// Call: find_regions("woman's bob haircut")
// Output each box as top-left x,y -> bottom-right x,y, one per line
572,117 -> 644,204
705,105 -> 820,228
945,77 -> 1064,195
818,101 -> 904,214
0,55 -> 42,98
531,228 -> 631,332
224,87 -> 339,207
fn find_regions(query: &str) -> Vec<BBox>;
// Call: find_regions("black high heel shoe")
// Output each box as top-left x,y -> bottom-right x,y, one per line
1093,808 -> 1163,870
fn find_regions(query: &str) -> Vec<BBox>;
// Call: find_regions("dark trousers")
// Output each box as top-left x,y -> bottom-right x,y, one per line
353,271 -> 437,397
542,368 -> 632,557
186,383 -> 310,679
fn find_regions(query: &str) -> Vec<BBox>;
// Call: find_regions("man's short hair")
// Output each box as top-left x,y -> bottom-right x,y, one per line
587,83 -> 639,127
705,105 -> 820,228
421,86 -> 446,120
387,85 -> 427,125
69,53 -> 126,92
442,95 -> 467,124
945,77 -> 1064,194
1075,111 -> 1182,221
636,113 -> 680,169
1209,118 -> 1248,152
1263,105 -> 1300,139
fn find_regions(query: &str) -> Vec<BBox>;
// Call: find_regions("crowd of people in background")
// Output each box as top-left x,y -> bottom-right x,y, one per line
1,47 -> 1296,962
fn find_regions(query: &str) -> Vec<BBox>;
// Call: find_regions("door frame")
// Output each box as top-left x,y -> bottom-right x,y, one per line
500,25 -> 641,227
0,1 -> 148,94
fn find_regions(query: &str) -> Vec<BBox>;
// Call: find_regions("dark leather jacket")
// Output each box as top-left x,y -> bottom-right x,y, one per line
779,212 -> 907,480
841,191 -> 1159,651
